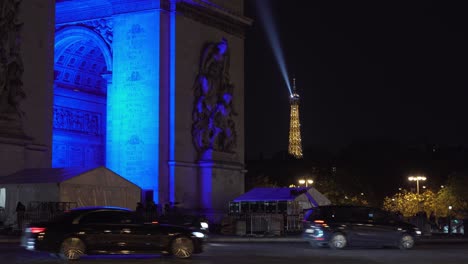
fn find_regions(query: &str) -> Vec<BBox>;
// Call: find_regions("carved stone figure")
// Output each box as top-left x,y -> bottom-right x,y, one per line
0,0 -> 26,122
192,38 -> 237,153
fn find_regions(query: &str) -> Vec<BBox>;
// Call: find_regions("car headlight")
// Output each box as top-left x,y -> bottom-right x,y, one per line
415,230 -> 422,235
305,228 -> 314,234
200,221 -> 209,229
192,231 -> 205,238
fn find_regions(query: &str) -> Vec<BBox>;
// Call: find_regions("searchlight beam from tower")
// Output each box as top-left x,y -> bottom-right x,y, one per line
254,1 -> 292,96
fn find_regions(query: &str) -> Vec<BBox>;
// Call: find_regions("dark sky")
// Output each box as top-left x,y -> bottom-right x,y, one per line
244,0 -> 468,160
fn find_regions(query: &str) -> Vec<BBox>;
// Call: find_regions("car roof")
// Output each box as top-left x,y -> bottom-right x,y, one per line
316,205 -> 376,210
70,206 -> 132,212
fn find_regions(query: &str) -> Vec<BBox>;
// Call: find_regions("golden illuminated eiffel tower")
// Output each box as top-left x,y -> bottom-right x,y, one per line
288,78 -> 303,159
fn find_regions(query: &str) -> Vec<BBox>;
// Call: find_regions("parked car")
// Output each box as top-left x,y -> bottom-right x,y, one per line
21,206 -> 205,260
302,205 -> 422,249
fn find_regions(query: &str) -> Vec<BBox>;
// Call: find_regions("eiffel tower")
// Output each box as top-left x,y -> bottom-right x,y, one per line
288,78 -> 303,159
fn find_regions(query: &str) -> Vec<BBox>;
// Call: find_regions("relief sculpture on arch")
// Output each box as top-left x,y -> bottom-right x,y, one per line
192,38 -> 237,154
0,0 -> 26,120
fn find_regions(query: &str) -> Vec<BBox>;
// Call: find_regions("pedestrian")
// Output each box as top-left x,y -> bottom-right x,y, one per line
146,201 -> 158,221
16,202 -> 26,232
136,202 -> 145,220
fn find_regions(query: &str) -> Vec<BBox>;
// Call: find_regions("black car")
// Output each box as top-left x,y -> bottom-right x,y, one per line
21,206 -> 204,260
302,205 -> 421,249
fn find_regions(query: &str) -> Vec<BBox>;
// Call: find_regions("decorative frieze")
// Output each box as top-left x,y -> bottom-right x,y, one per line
53,106 -> 102,136
56,18 -> 114,49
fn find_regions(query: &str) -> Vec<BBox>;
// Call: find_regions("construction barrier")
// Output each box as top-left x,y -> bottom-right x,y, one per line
224,213 -> 304,236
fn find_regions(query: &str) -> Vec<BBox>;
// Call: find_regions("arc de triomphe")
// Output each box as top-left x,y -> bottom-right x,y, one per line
0,0 -> 251,221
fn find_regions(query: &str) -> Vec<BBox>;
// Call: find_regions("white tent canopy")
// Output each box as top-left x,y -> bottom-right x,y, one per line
0,166 -> 141,226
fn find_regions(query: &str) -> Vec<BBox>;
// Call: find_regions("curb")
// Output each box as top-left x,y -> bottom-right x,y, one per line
0,238 -> 20,244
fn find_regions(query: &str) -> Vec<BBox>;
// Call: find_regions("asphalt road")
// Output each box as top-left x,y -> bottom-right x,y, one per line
2,241 -> 468,264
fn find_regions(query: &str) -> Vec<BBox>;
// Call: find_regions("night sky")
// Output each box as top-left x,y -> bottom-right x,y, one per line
244,0 -> 468,160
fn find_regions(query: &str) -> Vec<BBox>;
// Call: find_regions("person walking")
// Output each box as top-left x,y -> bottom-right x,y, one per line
16,202 -> 26,232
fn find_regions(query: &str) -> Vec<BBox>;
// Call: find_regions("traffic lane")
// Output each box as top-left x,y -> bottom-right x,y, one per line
1,242 -> 468,264
206,242 -> 468,264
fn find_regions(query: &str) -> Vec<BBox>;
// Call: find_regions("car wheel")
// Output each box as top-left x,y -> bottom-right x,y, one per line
399,234 -> 415,250
171,236 -> 194,259
329,233 -> 347,250
59,237 -> 86,260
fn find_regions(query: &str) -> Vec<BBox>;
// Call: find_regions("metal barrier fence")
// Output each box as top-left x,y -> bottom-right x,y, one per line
25,201 -> 78,224
224,213 -> 303,236
286,214 -> 303,232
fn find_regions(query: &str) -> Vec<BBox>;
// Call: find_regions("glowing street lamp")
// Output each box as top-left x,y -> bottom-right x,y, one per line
298,179 -> 313,187
408,176 -> 426,195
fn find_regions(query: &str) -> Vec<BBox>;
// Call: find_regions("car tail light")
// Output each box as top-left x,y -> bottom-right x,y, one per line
314,220 -> 328,227
28,227 -> 46,234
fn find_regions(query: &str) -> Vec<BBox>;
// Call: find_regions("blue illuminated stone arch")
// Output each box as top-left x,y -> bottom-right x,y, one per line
55,26 -> 112,69
52,26 -> 112,169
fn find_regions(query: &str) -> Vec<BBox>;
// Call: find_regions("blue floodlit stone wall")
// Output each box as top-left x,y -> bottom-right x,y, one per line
107,11 -> 161,198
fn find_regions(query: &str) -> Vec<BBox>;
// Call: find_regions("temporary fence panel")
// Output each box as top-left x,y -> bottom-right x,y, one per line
228,213 -> 304,236
25,201 -> 78,224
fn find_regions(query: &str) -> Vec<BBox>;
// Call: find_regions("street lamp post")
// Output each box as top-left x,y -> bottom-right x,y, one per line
408,176 -> 427,194
298,179 -> 313,187
448,205 -> 453,235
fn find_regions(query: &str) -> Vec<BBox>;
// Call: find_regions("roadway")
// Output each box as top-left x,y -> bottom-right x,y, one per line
1,240 -> 468,264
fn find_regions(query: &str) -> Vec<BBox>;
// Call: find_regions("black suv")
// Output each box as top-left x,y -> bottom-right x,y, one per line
302,205 -> 421,249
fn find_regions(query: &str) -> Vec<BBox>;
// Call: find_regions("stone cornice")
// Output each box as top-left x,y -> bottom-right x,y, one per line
168,160 -> 246,172
56,0 -> 166,24
56,0 -> 113,24
176,0 -> 253,39
56,0 -> 253,38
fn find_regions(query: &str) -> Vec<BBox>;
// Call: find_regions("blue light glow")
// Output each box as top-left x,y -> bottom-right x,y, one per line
200,162 -> 213,209
169,7 -> 176,203
107,11 -> 161,202
255,1 -> 292,96
53,26 -> 111,169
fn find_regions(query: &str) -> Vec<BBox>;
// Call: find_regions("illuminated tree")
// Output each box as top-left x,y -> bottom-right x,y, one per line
383,183 -> 468,219
383,190 -> 421,217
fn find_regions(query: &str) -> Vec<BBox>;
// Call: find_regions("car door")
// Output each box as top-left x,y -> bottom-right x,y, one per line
79,210 -> 144,252
78,211 -> 122,251
120,216 -> 167,252
348,207 -> 377,246
369,209 -> 402,246
351,208 -> 399,247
